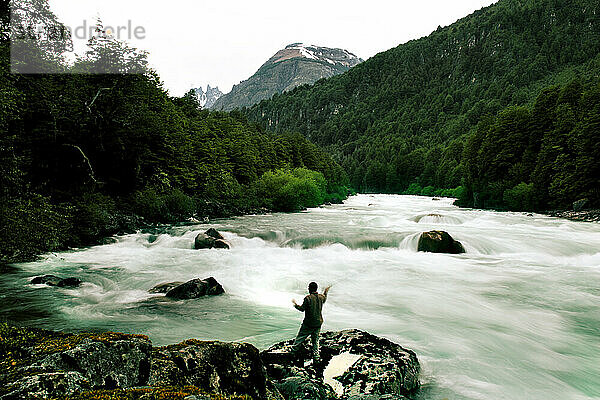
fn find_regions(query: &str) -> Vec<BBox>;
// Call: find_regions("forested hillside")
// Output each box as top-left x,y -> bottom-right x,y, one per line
0,5 -> 348,263
460,80 -> 600,210
245,0 -> 600,210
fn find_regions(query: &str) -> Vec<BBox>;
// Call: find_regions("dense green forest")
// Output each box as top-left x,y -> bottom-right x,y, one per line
3,0 -> 600,262
0,4 -> 348,263
461,79 -> 600,210
245,0 -> 600,210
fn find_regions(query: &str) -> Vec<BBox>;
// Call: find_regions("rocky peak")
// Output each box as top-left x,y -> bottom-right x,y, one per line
265,43 -> 363,69
192,84 -> 223,108
210,43 -> 363,111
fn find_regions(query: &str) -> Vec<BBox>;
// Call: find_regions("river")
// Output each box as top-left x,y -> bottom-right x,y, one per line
2,194 -> 599,399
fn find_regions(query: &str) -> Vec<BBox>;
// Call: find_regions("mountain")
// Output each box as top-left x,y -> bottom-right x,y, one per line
245,0 -> 600,209
192,85 -> 223,108
210,43 -> 362,111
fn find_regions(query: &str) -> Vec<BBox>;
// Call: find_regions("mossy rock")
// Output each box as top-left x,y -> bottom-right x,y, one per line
0,323 -> 151,398
56,385 -> 252,399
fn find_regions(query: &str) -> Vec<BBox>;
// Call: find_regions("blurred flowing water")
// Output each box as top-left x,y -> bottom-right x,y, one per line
2,195 -> 599,399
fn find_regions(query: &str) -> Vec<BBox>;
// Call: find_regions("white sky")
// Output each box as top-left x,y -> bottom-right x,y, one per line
48,0 -> 497,97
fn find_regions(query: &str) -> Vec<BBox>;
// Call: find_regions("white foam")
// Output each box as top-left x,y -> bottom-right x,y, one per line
11,194 -> 600,400
323,352 -> 362,396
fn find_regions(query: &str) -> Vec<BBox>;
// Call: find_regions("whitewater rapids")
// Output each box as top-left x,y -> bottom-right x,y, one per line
2,195 -> 599,399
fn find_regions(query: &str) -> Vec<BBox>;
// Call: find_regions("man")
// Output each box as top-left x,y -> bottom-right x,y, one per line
291,281 -> 331,362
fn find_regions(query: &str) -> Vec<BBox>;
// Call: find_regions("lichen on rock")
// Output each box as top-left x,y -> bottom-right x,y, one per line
261,329 -> 420,400
1,324 -> 419,400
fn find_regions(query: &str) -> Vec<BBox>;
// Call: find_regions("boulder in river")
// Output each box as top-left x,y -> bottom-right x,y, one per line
149,281 -> 184,294
194,233 -> 216,249
261,329 -> 420,399
30,275 -> 82,288
205,227 -> 225,240
213,239 -> 230,248
413,213 -> 442,223
270,370 -> 336,400
165,277 -> 225,300
417,230 -> 465,254
194,228 -> 230,249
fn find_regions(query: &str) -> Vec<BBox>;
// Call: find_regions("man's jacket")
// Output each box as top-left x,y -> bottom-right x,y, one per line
295,292 -> 327,327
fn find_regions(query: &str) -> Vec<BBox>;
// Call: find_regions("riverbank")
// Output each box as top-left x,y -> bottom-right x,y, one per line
0,323 -> 419,400
546,209 -> 600,223
0,182 -> 349,265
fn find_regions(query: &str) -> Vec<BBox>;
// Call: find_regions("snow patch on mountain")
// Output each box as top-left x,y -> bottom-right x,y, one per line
208,43 -> 362,110
276,43 -> 362,68
192,85 -> 223,108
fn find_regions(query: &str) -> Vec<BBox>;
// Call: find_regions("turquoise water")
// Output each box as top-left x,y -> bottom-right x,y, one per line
2,195 -> 599,399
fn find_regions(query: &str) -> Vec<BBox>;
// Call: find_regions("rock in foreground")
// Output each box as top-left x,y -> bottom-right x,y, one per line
261,329 -> 420,400
165,277 -> 225,300
417,230 -> 465,254
0,324 -> 419,400
150,339 -> 282,400
0,324 -> 151,399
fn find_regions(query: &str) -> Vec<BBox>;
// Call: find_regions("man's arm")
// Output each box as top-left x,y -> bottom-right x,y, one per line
292,297 -> 307,311
322,285 -> 332,302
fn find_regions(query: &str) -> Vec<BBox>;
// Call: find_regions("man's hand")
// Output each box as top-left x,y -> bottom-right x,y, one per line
324,285 -> 332,295
292,299 -> 298,306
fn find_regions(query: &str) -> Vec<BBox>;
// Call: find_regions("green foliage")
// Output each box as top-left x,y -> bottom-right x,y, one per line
245,0 -> 600,196
254,168 -> 328,212
462,80 -> 600,211
0,14 -> 348,262
451,186 -> 467,199
404,183 -> 422,195
420,186 -> 436,196
163,190 -> 196,221
326,184 -> 349,204
0,195 -> 73,263
71,193 -> 119,244
130,188 -> 195,223
503,183 -> 535,211
403,184 -> 465,199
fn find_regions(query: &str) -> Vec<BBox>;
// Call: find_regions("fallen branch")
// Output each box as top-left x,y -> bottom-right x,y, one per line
86,87 -> 112,114
62,144 -> 100,185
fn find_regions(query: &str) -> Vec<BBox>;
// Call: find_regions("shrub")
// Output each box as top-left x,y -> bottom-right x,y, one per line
254,168 -> 327,212
420,186 -> 436,196
131,188 -> 196,223
132,188 -> 167,222
451,186 -> 466,199
163,189 -> 195,221
404,183 -> 422,195
326,184 -> 349,204
503,182 -> 535,211
71,193 -> 119,244
0,195 -> 73,262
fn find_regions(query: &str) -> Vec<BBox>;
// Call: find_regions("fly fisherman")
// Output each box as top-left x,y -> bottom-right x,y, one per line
291,281 -> 331,362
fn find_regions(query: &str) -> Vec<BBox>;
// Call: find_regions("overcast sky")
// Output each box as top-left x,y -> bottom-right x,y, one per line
48,0 -> 497,96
